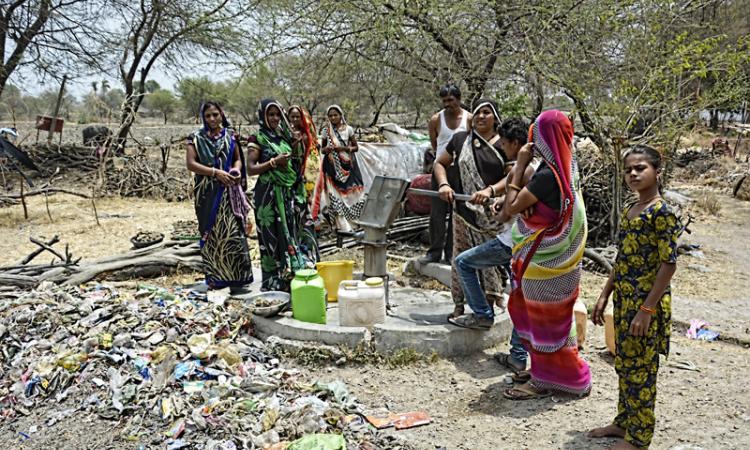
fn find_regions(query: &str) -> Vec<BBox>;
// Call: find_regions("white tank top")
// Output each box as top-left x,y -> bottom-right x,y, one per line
436,109 -> 469,158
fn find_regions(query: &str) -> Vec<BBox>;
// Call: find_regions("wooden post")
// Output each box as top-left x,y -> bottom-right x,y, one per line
610,136 -> 626,243
48,75 -> 68,143
20,182 -> 28,220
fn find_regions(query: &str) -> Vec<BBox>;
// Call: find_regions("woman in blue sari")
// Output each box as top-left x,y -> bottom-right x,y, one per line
185,102 -> 254,294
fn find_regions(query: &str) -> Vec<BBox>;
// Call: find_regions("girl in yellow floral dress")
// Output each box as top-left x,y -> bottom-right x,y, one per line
589,146 -> 683,449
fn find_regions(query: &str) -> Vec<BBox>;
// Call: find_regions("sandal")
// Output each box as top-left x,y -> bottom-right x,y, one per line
446,306 -> 465,321
512,370 -> 531,383
448,313 -> 493,330
493,353 -> 525,374
503,384 -> 551,401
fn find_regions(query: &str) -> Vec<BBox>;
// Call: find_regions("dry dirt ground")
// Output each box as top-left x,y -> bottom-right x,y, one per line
1,141 -> 749,448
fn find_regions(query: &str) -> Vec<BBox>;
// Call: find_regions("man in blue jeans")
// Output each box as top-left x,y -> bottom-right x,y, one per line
448,118 -> 531,373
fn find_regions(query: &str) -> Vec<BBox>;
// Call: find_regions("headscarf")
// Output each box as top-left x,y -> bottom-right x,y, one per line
258,98 -> 292,140
325,105 -> 348,147
200,101 -> 230,133
255,98 -> 297,189
471,98 -> 501,128
527,109 -> 576,228
192,101 -> 238,175
288,104 -> 320,175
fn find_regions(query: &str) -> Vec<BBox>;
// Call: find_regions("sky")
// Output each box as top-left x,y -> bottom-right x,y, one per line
7,56 -> 237,100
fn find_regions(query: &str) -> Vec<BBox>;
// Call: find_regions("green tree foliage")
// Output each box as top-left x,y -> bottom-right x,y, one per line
146,89 -> 178,124
176,77 -> 231,120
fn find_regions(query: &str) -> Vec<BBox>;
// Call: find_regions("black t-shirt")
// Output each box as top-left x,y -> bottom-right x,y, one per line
526,161 -> 561,212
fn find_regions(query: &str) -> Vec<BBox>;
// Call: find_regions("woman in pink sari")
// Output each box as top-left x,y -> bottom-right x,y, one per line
502,110 -> 591,399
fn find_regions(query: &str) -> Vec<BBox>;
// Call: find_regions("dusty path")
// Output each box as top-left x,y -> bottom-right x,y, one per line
667,185 -> 750,341
300,327 -> 750,450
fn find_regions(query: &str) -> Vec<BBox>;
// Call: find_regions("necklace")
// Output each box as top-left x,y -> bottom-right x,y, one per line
637,194 -> 661,205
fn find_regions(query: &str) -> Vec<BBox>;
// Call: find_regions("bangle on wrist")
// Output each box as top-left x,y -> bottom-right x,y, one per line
639,304 -> 656,314
438,182 -> 450,189
489,185 -> 496,197
269,158 -> 277,168
211,167 -> 216,177
508,183 -> 521,191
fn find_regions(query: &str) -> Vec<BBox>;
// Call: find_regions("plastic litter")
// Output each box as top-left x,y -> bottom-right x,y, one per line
287,433 -> 347,450
0,282 -> 417,449
686,319 -> 720,341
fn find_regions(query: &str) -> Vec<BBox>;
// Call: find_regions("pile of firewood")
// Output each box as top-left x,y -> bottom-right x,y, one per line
25,143 -> 106,176
105,147 -> 190,200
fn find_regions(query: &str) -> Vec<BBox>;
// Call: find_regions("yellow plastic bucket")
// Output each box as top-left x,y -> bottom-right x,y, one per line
315,260 -> 354,302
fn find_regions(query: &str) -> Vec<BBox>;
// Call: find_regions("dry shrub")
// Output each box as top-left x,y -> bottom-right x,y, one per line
695,192 -> 721,215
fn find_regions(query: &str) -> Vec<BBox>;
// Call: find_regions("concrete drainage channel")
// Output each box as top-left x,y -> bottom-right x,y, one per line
252,285 -> 512,358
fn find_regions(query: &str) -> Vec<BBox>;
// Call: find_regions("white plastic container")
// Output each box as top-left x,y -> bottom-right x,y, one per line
337,277 -> 386,327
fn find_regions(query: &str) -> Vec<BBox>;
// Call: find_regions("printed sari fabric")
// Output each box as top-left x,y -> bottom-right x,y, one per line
508,110 -> 591,395
310,105 -> 365,231
288,105 -> 321,199
189,104 -> 253,288
249,99 -> 311,291
613,200 -> 682,447
449,130 -> 506,306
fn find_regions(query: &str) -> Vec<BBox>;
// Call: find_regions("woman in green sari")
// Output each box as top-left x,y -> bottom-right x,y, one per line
247,99 -> 312,291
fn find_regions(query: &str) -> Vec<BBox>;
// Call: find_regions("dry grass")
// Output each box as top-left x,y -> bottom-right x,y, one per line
695,191 -> 722,215
0,195 -> 196,265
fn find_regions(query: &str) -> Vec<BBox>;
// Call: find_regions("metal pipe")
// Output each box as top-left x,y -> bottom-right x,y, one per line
407,187 -> 473,202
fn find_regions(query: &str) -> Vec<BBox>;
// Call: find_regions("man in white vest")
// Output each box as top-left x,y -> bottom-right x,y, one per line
419,84 -> 471,264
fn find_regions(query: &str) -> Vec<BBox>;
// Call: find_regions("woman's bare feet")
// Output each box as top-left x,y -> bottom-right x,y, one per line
588,424 -> 626,439
609,441 -> 640,449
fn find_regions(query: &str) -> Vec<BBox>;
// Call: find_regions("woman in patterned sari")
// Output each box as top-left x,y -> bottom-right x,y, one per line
287,105 -> 320,202
185,102 -> 253,294
502,109 -> 591,399
310,105 -> 365,232
433,99 -> 508,321
247,99 -> 310,291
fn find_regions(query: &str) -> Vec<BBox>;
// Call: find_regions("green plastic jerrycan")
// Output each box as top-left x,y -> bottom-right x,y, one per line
290,269 -> 327,324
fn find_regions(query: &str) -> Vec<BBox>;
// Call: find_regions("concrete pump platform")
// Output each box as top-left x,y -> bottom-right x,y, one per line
251,285 -> 512,357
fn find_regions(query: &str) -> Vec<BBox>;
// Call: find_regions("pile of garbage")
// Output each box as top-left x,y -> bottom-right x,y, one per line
0,282 -> 415,449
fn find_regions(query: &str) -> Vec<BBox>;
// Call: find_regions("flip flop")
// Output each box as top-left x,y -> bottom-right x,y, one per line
503,385 -> 551,401
448,314 -> 493,330
446,307 -> 465,322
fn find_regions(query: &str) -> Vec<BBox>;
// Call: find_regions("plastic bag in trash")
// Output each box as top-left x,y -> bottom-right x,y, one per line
287,433 -> 346,450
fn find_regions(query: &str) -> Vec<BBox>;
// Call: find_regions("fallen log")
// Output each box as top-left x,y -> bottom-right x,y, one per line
583,248 -> 613,273
1,240 -> 202,289
0,274 -> 38,289
0,187 -> 91,200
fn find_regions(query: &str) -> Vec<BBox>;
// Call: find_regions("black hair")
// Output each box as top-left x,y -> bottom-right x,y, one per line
499,118 -> 529,145
439,84 -> 461,99
623,145 -> 662,170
